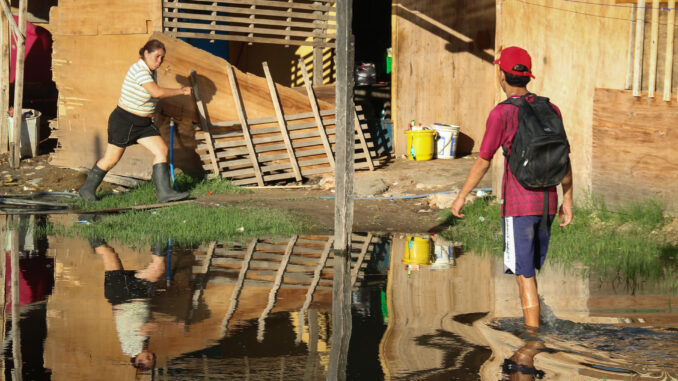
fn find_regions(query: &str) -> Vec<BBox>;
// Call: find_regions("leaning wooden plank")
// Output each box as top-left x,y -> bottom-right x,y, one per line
226,65 -> 265,186
172,32 -> 335,48
263,61 -> 303,181
665,0 -> 676,101
220,239 -> 257,337
257,235 -> 298,342
350,233 -> 373,286
633,0 -> 646,97
648,0 -> 660,98
190,70 -> 221,177
353,110 -> 375,170
299,58 -> 335,168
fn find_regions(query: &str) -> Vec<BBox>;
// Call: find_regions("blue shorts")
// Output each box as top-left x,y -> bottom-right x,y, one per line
501,215 -> 555,277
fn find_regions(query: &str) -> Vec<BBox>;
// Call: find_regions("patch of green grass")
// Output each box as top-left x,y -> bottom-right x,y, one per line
439,196 -> 678,289
70,173 -> 250,211
55,202 -> 309,247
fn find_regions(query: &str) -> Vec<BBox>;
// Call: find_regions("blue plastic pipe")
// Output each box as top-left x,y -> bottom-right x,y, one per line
169,118 -> 178,190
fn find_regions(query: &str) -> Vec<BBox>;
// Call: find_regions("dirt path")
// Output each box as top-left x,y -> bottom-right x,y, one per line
1,152 -> 490,233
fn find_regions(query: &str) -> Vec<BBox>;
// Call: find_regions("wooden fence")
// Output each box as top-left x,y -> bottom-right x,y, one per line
162,0 -> 336,48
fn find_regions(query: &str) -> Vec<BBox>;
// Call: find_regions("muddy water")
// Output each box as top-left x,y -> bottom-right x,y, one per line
0,220 -> 676,380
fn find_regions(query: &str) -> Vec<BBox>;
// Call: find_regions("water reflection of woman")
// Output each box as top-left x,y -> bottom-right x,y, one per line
92,239 -> 168,370
501,340 -> 546,380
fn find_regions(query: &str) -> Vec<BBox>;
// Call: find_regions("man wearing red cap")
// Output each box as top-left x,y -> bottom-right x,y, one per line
450,46 -> 573,329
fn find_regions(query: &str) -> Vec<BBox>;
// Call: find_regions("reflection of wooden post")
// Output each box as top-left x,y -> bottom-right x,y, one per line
664,0 -> 676,101
330,0 -> 354,377
625,5 -> 636,90
648,0 -> 660,98
633,0 -> 646,97
0,216 -> 7,375
1,13 -> 9,153
10,216 -> 22,379
11,0 -> 27,168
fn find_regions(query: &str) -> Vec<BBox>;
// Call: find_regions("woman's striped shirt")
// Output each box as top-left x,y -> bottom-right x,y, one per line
118,59 -> 157,115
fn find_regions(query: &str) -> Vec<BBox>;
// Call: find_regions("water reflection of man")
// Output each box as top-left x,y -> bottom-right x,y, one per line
501,341 -> 546,380
91,239 -> 168,370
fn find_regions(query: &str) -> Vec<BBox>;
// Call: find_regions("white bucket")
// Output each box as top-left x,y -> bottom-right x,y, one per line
431,244 -> 455,269
432,123 -> 460,159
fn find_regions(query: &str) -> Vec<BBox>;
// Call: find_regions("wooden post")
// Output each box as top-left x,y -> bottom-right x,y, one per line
648,0 -> 660,98
664,0 -> 676,101
625,4 -> 636,90
284,0 -> 293,47
0,11 -> 9,153
10,216 -> 22,379
633,0 -> 646,97
312,1 -> 325,84
329,0 -> 353,378
10,0 -> 27,168
262,62 -> 303,181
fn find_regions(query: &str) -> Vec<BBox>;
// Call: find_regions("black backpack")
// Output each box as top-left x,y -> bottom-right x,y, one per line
501,94 -> 570,230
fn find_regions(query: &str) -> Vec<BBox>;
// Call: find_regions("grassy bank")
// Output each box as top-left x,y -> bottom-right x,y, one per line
54,175 -> 310,246
439,196 -> 678,291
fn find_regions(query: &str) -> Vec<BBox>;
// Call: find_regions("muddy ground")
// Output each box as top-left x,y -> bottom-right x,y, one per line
0,152 -> 491,233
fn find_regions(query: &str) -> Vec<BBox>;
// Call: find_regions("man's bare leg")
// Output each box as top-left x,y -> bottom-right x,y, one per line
516,275 -> 540,328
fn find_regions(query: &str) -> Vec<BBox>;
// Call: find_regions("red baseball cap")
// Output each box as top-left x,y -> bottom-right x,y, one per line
494,46 -> 535,78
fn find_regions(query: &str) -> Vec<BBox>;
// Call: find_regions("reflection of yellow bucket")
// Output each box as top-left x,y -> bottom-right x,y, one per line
405,130 -> 436,161
402,236 -> 433,265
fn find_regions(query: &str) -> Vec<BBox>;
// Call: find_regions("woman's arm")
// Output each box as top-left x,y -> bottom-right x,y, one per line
141,81 -> 192,99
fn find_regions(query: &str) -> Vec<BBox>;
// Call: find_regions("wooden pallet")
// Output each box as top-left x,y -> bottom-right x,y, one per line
191,60 -> 376,185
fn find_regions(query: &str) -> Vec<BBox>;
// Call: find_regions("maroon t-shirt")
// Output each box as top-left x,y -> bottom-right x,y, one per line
479,95 -> 563,217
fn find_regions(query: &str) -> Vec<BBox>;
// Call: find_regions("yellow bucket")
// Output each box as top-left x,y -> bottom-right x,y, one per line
405,130 -> 436,161
402,236 -> 434,265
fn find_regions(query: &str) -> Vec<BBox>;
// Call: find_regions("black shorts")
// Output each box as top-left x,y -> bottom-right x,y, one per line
107,106 -> 161,148
104,270 -> 156,306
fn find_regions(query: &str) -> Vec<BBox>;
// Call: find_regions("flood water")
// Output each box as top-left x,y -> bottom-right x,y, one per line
0,215 -> 676,380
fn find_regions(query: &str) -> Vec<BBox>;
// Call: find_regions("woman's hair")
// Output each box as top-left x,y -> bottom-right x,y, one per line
139,39 -> 166,58
502,64 -> 531,87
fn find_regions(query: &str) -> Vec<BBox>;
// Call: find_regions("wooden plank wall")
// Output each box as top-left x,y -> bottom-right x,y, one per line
495,0 -> 631,197
592,88 -> 678,211
392,0 -> 497,156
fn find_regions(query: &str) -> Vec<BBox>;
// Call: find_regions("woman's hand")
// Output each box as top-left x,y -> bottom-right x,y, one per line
181,86 -> 192,96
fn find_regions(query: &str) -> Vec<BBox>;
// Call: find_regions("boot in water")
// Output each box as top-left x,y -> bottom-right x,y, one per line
152,162 -> 189,203
78,164 -> 107,201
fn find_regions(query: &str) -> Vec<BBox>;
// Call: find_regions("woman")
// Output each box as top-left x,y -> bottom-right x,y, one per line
79,39 -> 191,203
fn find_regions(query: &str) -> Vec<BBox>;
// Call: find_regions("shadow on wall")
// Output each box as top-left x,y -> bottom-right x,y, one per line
456,132 -> 475,157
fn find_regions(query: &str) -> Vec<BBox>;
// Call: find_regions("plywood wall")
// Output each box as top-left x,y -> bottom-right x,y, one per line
392,0 -> 497,156
592,88 -> 678,212
496,0 -> 630,196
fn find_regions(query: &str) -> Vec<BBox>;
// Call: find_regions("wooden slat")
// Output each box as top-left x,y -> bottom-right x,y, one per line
180,0 -> 335,12
632,0 -> 646,97
220,239 -> 257,337
162,1 -> 336,21
257,235 -> 297,342
198,118 -> 336,140
300,58 -> 335,168
353,110 -> 374,171
263,61 -> 303,181
169,31 -> 335,48
164,21 -> 335,39
162,10 -> 333,30
226,64 -> 265,186
210,109 -> 335,128
648,0 -> 660,98
664,0 -> 676,101
190,70 -> 221,178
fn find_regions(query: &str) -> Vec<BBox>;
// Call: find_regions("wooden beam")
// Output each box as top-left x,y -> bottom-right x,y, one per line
0,0 -> 19,39
190,70 -> 221,178
226,65 -> 265,186
257,235 -> 297,342
220,239 -> 257,337
648,0 -> 660,97
299,59 -> 335,168
632,0 -> 646,97
10,0 -> 27,168
625,4 -> 636,90
664,0 -> 676,101
353,110 -> 375,171
262,62 -> 303,181
0,12 -> 9,153
329,0 -> 353,378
